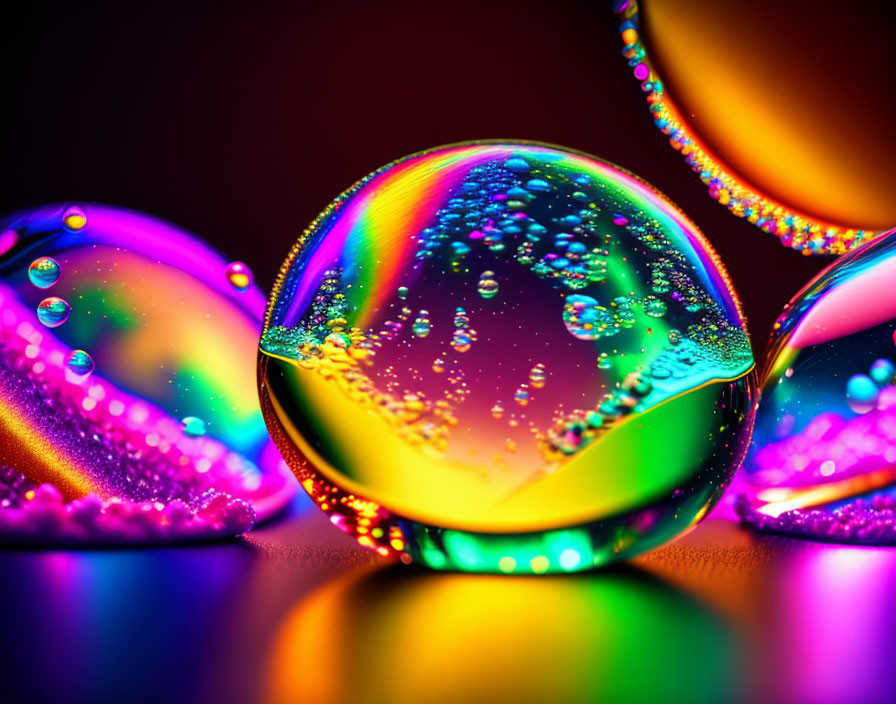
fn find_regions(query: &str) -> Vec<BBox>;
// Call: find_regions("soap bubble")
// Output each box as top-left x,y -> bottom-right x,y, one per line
259,142 -> 756,572
0,203 -> 294,545
738,228 -> 896,543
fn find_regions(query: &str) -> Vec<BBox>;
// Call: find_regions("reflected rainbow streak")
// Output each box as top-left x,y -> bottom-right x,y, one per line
276,142 -> 746,331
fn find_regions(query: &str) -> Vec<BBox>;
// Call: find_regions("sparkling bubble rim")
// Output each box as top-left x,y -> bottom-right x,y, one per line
613,0 -> 888,256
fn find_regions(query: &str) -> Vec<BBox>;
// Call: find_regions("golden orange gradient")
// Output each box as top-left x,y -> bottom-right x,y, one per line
642,0 -> 896,231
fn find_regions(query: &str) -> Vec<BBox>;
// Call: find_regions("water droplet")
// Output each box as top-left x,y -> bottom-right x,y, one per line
515,385 -> 531,406
62,205 -> 87,232
36,297 -> 71,328
477,271 -> 499,299
225,261 -> 253,292
181,416 -> 207,437
28,257 -> 61,289
432,358 -> 446,373
65,350 -> 94,377
397,286 -> 409,299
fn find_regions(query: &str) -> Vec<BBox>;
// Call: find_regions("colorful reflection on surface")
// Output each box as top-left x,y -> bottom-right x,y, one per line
739,229 -> 896,542
0,545 -> 261,704
758,546 -> 896,704
267,563 -> 738,704
614,0 -> 896,253
0,203 -> 294,543
259,141 -> 756,571
1,507 -> 896,704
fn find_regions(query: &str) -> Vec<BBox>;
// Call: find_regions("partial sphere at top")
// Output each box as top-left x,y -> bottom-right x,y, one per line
259,141 -> 756,573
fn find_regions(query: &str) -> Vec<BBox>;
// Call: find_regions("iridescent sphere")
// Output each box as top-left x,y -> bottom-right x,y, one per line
259,141 -> 756,573
738,228 -> 896,544
0,203 -> 294,544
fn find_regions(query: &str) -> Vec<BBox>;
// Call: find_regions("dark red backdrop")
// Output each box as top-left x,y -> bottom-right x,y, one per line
0,0 -> 840,357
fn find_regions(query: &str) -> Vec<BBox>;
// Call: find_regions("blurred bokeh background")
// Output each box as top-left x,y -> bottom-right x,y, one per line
1,1 -> 895,702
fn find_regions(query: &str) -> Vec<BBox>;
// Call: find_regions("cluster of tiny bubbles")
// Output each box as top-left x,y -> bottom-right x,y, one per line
180,416 -> 208,437
36,296 -> 72,328
27,257 -> 61,288
412,310 -> 432,338
846,358 -> 895,414
477,270 -> 499,298
225,261 -> 253,292
64,350 -> 95,378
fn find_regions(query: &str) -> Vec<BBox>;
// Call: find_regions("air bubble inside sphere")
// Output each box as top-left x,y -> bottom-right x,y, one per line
0,203 -> 294,544
259,142 -> 756,572
738,228 -> 896,544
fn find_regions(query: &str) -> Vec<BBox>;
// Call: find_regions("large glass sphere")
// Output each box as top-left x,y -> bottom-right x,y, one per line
738,228 -> 896,543
0,203 -> 294,544
614,0 -> 896,253
259,141 -> 756,573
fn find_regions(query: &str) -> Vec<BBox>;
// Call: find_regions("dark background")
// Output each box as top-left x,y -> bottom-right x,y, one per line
0,0 -> 834,356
